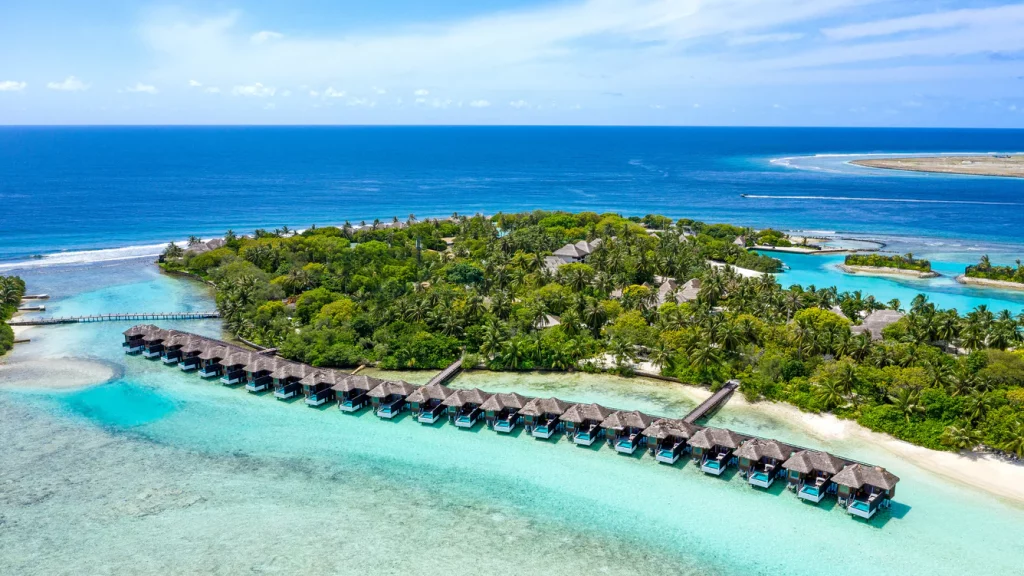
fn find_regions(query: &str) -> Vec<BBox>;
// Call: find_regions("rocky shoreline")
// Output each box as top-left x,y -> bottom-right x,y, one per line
955,275 -> 1024,291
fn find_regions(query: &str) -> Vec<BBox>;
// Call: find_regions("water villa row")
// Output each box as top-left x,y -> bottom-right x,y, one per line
123,325 -> 900,520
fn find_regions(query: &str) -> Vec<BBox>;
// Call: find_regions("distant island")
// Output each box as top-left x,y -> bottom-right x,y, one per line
852,155 -> 1024,178
957,255 -> 1024,291
840,253 -> 938,278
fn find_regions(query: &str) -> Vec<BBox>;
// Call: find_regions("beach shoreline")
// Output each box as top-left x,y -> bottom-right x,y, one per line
955,274 -> 1024,291
851,156 -> 1024,178
838,263 -> 940,279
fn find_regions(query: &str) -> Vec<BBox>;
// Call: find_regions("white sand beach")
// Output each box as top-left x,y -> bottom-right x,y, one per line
0,357 -> 117,390
839,264 -> 940,279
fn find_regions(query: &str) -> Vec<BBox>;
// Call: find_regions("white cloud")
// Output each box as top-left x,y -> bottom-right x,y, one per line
281,90 -> 291,97
204,86 -> 221,93
692,103 -> 700,108
309,90 -> 320,97
415,97 -> 427,104
263,102 -> 276,110
469,99 -> 491,108
414,88 -> 429,96
251,30 -> 284,44
188,79 -> 202,87
509,100 -> 529,109
823,5 -> 1024,41
431,98 -> 453,108
347,97 -> 375,107
125,82 -> 159,94
324,87 -> 346,98
233,82 -> 275,97
772,103 -> 783,108
650,104 -> 664,109
728,32 -> 804,46
0,80 -> 27,92
373,86 -> 387,95
47,76 -> 88,92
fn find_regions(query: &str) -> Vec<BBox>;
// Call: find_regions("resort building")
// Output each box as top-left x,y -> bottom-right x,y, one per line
176,337 -> 207,372
197,344 -> 232,378
480,392 -> 532,433
333,374 -> 383,412
300,370 -> 340,407
442,388 -> 493,428
552,239 -> 602,264
643,418 -> 701,464
654,278 -> 701,306
220,350 -> 257,386
601,410 -> 655,454
832,464 -> 900,519
366,380 -> 417,419
158,331 -> 190,365
140,327 -> 171,359
782,450 -> 847,504
734,438 -> 797,489
852,310 -> 906,341
122,324 -> 153,354
689,427 -> 746,476
269,361 -> 315,399
560,403 -> 614,446
243,354 -> 280,393
519,397 -> 575,439
406,383 -> 454,424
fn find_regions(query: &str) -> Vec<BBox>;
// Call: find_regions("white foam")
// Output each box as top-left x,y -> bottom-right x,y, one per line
0,241 -> 183,272
743,195 -> 1019,206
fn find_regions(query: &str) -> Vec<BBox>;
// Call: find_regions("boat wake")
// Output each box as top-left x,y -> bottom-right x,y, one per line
742,195 -> 1020,206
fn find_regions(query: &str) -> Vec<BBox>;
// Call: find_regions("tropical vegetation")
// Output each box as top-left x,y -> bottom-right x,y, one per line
160,211 -> 1024,458
1,275 -> 27,355
845,253 -> 932,273
965,255 -> 1024,284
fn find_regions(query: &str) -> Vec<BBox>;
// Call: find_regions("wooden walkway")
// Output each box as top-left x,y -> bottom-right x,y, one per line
683,379 -> 740,424
427,358 -> 463,386
8,311 -> 220,326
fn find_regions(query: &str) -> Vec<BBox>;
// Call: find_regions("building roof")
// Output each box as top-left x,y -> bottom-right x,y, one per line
688,427 -> 745,450
406,383 -> 454,403
642,418 -> 701,440
601,410 -> 655,431
198,343 -> 234,361
734,438 -> 796,462
123,324 -> 161,338
179,336 -> 208,354
782,450 -> 847,475
223,349 -> 259,368
851,309 -> 905,341
441,388 -> 493,407
244,354 -> 280,373
519,397 -> 575,417
542,255 -> 566,274
300,370 -> 344,387
366,380 -> 417,398
553,244 -> 587,259
332,374 -> 383,393
269,361 -> 315,380
479,392 -> 532,412
559,403 -> 614,424
832,463 -> 900,491
676,278 -> 701,303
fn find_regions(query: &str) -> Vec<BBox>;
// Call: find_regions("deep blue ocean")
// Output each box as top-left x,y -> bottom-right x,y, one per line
2,126 -> 1024,263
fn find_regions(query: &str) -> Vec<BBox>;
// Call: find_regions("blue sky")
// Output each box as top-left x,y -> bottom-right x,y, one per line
2,0 -> 1024,126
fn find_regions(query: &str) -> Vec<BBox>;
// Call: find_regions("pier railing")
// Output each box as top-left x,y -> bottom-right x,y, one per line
683,379 -> 739,424
9,311 -> 220,326
427,358 -> 463,386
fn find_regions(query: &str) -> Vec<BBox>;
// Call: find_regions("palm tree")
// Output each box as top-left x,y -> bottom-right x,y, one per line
941,425 -> 980,451
814,376 -> 845,411
947,364 -> 978,397
1000,421 -> 1024,459
887,386 -> 925,423
963,393 -> 992,424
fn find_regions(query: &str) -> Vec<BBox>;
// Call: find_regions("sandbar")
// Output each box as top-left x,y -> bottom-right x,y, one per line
839,264 -> 939,279
0,357 -> 120,390
852,155 -> 1024,178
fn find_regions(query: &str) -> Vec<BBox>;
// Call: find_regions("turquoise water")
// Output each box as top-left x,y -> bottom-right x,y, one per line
4,262 -> 1024,575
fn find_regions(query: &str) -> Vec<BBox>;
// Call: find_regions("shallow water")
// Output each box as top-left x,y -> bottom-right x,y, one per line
4,261 -> 1024,575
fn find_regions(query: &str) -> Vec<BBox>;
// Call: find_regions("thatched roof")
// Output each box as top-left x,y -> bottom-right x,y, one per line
782,450 -> 847,475
406,383 -> 454,403
223,349 -> 259,368
244,354 -> 280,373
553,243 -> 587,259
366,380 -> 417,398
480,392 -> 532,412
519,397 -> 575,417
123,324 -> 160,338
852,309 -> 905,341
332,374 -> 383,393
162,331 -> 192,348
441,388 -> 493,407
734,438 -> 796,462
642,418 -> 701,440
178,336 -> 208,354
559,403 -> 614,424
601,410 -> 655,431
269,361 -> 314,380
688,427 -> 744,450
832,464 -> 900,491
198,343 -> 233,361
300,370 -> 344,387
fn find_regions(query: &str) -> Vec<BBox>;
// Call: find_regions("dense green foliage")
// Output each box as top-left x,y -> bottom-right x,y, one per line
965,255 -> 1024,284
752,228 -> 818,249
1,275 -> 27,355
164,211 -> 1024,457
845,253 -> 932,273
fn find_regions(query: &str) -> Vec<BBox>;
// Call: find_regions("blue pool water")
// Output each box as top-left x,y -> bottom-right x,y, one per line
2,126 -> 1024,264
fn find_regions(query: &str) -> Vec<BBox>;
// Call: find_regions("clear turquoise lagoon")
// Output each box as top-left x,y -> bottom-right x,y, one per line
4,254 -> 1024,575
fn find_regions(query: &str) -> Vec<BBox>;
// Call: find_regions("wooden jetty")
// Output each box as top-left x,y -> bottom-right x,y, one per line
17,305 -> 45,312
20,294 -> 49,300
683,379 -> 739,424
426,358 -> 463,386
9,311 -> 219,326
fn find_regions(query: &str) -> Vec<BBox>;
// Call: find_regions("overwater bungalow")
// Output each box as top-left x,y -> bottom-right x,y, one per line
220,350 -> 257,386
197,344 -> 232,378
159,331 -> 190,365
300,370 -> 340,406
176,337 -> 206,371
406,383 -> 454,424
442,388 -> 493,428
519,397 -> 575,439
735,438 -> 797,489
122,324 -> 156,354
689,427 -> 745,476
643,418 -> 701,464
832,464 -> 900,519
366,380 -> 417,419
140,327 -> 171,359
601,410 -> 655,454
332,374 -> 383,412
560,403 -> 614,446
782,450 -> 847,503
269,361 -> 314,399
480,392 -> 532,433
243,355 -> 280,393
